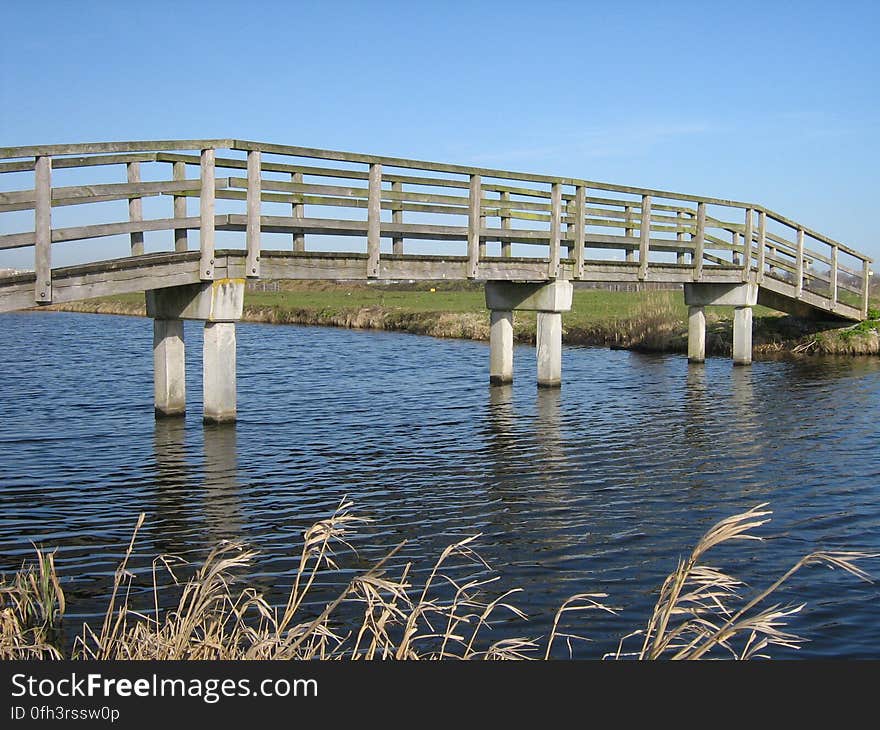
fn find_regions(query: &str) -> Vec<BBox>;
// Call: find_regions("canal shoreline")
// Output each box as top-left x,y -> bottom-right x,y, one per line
37,289 -> 880,358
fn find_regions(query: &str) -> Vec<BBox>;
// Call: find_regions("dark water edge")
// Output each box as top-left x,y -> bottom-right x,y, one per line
1,311 -> 879,658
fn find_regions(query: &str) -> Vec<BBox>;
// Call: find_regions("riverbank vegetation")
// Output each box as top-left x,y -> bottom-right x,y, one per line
44,279 -> 880,356
1,502 -> 874,660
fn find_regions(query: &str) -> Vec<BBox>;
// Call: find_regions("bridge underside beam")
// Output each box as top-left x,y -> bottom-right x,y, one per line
0,251 -> 755,315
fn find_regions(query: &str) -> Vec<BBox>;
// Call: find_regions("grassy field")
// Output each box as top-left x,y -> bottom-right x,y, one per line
44,280 -> 880,356
245,282 -> 776,324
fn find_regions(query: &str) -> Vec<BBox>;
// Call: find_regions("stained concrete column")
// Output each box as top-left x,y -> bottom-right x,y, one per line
733,306 -> 753,366
485,280 -> 572,388
687,306 -> 706,364
147,279 -> 245,424
153,319 -> 185,417
536,312 -> 562,387
489,310 -> 514,385
684,282 -> 758,367
203,322 -> 237,423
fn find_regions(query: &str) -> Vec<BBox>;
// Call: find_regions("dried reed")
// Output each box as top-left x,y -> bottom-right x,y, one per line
1,501 -> 875,660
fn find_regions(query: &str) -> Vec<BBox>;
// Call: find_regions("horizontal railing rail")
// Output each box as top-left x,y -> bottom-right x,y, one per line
0,139 -> 872,318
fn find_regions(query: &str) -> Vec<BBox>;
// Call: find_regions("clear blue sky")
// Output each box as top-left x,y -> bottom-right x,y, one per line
2,0 -> 878,259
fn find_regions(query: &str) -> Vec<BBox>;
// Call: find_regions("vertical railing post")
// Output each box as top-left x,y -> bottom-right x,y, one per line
126,161 -> 144,256
500,190 -> 512,257
549,182 -> 561,279
199,148 -> 216,280
291,171 -> 305,252
687,211 -> 696,263
830,245 -> 838,310
391,180 -> 403,254
246,149 -> 261,278
34,155 -> 52,304
862,259 -> 872,319
367,163 -> 382,278
675,211 -> 685,264
574,185 -> 585,279
638,194 -> 651,280
756,210 -> 766,284
624,204 -> 635,262
731,230 -> 740,265
172,161 -> 188,252
693,202 -> 706,281
796,227 -> 805,297
467,174 -> 481,279
742,208 -> 753,281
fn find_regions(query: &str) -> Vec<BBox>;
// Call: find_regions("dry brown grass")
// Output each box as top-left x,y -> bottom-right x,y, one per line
1,501 -> 875,660
0,547 -> 65,659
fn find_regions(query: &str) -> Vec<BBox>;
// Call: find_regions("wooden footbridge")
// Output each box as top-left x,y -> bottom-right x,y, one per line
0,139 -> 873,421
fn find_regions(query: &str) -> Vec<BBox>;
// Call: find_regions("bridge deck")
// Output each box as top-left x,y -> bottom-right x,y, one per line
0,139 -> 872,321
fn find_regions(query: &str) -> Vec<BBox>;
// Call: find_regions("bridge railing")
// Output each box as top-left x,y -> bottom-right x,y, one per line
0,140 -> 873,318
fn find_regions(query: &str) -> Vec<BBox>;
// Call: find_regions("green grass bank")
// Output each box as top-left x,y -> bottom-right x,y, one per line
44,280 -> 880,357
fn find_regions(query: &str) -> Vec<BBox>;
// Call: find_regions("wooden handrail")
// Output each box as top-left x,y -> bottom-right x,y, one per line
0,139 -> 872,322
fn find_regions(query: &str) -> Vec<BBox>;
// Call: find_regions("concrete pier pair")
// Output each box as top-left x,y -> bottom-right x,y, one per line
684,282 -> 756,366
485,280 -> 572,387
148,279 -> 244,423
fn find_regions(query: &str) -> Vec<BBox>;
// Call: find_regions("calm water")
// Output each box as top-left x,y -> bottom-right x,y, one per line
1,311 -> 879,658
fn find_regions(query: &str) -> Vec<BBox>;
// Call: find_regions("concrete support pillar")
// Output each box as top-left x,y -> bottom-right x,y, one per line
153,319 -> 185,417
732,306 -> 753,366
536,312 -> 562,388
687,306 -> 706,364
148,280 -> 244,424
203,322 -> 237,423
485,280 -> 571,388
489,310 -> 514,385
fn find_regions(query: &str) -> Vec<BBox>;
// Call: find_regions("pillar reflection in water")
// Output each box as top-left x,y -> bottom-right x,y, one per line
152,417 -> 193,557
683,363 -> 710,450
202,423 -> 243,543
729,364 -> 761,466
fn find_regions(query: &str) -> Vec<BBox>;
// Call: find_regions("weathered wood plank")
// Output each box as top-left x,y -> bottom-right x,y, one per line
173,161 -> 188,252
391,180 -> 404,254
0,177 -> 219,206
291,171 -> 305,251
574,185 -> 585,279
796,227 -> 805,297
367,163 -> 382,278
468,174 -> 481,278
638,194 -> 651,280
34,156 -> 52,303
862,260 -> 871,319
500,191 -> 512,257
756,210 -> 766,284
764,207 -> 868,261
229,139 -> 758,208
676,211 -> 686,265
200,148 -> 216,280
549,183 -> 561,279
246,150 -> 261,278
127,162 -> 145,256
0,139 -> 233,159
742,208 -> 753,281
694,202 -> 706,281
624,204 -> 635,262
0,216 -> 208,249
830,245 -> 838,310
0,152 -> 158,174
